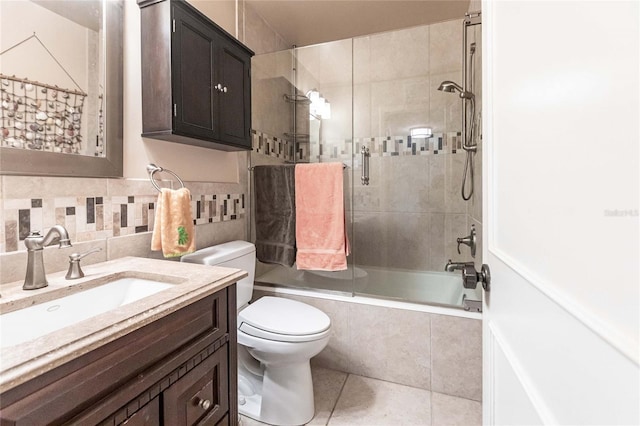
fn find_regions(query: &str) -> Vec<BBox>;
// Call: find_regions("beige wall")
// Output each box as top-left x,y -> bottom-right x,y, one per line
122,0 -> 290,182
124,0 -> 236,183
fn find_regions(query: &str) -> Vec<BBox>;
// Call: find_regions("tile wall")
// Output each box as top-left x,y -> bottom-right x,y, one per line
254,289 -> 482,402
347,19 -> 478,270
0,175 -> 246,285
250,18 -> 479,271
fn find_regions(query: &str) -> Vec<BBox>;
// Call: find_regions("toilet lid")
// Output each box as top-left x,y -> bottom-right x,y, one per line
238,296 -> 330,337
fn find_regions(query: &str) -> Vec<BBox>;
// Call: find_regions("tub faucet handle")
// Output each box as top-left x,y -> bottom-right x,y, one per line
66,247 -> 102,280
456,224 -> 476,257
446,260 -> 491,292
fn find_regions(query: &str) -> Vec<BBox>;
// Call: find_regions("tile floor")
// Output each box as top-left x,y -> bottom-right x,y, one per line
240,367 -> 482,426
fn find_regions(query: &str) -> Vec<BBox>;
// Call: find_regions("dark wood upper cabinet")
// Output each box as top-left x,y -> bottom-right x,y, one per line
139,0 -> 254,151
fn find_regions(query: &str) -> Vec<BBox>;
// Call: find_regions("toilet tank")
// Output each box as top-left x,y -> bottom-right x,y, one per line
181,241 -> 256,308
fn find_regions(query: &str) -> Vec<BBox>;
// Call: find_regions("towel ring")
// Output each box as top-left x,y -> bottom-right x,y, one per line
146,163 -> 185,192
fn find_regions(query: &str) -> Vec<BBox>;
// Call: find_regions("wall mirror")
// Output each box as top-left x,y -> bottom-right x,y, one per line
0,0 -> 123,177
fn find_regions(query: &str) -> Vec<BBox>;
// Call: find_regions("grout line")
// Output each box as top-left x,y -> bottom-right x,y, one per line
338,371 -> 430,392
431,389 -> 483,404
327,373 -> 350,425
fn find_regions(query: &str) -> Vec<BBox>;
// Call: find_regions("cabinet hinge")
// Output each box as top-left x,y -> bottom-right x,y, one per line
173,104 -> 177,117
172,19 -> 176,33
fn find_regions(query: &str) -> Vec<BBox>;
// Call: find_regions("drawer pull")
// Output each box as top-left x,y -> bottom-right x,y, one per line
193,397 -> 212,410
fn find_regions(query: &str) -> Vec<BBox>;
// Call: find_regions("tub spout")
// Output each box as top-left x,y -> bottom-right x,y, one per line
445,260 -> 474,272
24,226 -> 72,290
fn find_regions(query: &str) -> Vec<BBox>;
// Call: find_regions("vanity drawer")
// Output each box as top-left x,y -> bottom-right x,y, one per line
163,345 -> 229,426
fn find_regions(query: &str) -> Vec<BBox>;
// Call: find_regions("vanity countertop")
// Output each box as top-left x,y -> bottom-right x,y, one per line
0,256 -> 246,393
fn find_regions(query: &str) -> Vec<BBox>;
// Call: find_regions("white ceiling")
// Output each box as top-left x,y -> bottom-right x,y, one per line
246,0 -> 471,47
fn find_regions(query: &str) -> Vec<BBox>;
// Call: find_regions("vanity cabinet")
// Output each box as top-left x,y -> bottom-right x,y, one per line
0,285 -> 238,426
138,0 -> 254,151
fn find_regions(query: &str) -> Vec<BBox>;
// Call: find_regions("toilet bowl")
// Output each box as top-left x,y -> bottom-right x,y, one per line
181,241 -> 331,426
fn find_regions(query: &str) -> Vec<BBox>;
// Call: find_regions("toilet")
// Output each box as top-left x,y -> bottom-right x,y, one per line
181,241 -> 330,426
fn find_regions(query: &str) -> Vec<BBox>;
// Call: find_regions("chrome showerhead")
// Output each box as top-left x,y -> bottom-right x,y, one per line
438,80 -> 463,93
437,80 -> 474,99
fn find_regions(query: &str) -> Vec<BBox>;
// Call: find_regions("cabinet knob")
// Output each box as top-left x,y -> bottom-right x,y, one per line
222,86 -> 227,93
193,397 -> 211,410
215,83 -> 222,92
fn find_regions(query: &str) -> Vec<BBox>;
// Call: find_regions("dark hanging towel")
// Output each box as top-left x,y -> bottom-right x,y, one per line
254,165 -> 296,267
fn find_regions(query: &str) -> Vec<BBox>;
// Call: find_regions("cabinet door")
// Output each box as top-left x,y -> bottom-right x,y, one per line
172,3 -> 218,141
217,38 -> 251,149
163,346 -> 229,426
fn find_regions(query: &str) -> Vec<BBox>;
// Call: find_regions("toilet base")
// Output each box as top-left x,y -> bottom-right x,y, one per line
238,372 -> 263,423
238,361 -> 315,426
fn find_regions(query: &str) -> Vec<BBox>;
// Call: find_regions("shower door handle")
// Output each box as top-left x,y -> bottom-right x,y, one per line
361,146 -> 370,186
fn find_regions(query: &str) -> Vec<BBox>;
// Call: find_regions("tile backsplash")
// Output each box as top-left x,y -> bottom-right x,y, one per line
0,175 -> 247,280
3,191 -> 245,253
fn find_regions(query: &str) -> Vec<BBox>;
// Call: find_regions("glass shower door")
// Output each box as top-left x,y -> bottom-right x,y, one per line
350,22 -> 479,307
250,41 -> 355,296
291,39 -> 355,294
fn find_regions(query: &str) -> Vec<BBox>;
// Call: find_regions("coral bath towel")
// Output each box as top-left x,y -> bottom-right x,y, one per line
295,162 -> 350,271
151,188 -> 196,258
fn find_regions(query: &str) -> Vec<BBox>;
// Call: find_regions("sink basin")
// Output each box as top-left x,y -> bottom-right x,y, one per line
0,278 -> 174,348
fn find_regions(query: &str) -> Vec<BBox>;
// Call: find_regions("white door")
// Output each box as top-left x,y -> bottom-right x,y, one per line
482,1 -> 639,424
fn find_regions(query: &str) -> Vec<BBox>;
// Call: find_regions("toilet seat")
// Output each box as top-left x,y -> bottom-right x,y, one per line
238,297 -> 330,343
239,322 -> 331,343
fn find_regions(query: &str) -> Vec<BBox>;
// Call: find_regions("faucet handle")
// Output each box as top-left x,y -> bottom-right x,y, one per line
69,247 -> 102,261
66,248 -> 102,280
456,225 -> 477,257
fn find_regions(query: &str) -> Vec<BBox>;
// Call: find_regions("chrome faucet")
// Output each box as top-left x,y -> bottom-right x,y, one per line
445,260 -> 474,272
24,226 -> 72,290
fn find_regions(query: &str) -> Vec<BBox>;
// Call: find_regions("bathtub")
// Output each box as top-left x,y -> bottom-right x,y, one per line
253,266 -> 483,396
256,263 -> 483,318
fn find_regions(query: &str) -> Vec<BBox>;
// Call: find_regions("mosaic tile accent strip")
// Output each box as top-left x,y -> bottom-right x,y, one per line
251,130 -> 309,162
252,129 -> 461,163
192,193 -> 245,225
2,192 -> 245,253
314,132 -> 463,162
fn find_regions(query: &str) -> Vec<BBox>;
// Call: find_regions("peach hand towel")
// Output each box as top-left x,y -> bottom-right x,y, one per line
151,188 -> 196,258
295,163 -> 350,271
